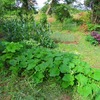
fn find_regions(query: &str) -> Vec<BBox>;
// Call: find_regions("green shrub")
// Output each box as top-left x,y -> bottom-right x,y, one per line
87,23 -> 100,31
33,14 -> 56,48
0,14 -> 56,48
86,35 -> 99,46
0,41 -> 6,53
0,41 -> 100,99
1,18 -> 34,42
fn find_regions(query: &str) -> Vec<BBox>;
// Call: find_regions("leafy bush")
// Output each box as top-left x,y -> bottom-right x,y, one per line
1,17 -> 34,42
0,13 -> 56,48
91,31 -> 100,43
86,31 -> 100,45
86,35 -> 99,46
0,41 -> 100,99
74,12 -> 91,23
33,14 -> 56,48
87,23 -> 100,31
54,4 -> 71,21
0,41 -> 6,53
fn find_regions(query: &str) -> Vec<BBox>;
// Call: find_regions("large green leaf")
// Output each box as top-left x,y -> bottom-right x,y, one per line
92,70 -> 100,81
3,42 -> 23,53
54,57 -> 62,66
33,72 -> 44,84
61,81 -> 73,88
68,63 -> 75,69
27,62 -> 36,70
91,83 -> 100,94
20,61 -> 28,68
45,59 -> 54,68
75,74 -> 88,86
63,58 -> 70,65
77,85 -> 92,97
83,67 -> 92,75
95,93 -> 100,100
73,65 -> 83,73
35,62 -> 47,72
49,67 -> 60,77
72,59 -> 81,65
61,74 -> 74,88
62,74 -> 74,82
1,53 -> 13,61
9,59 -> 18,66
59,64 -> 71,73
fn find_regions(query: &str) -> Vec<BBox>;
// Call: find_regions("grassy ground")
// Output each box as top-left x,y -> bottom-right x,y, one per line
48,17 -> 100,68
54,31 -> 100,68
0,74 -> 89,100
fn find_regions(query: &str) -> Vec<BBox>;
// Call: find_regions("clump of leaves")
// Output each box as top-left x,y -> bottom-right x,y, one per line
87,23 -> 100,31
0,41 -> 100,99
33,14 -> 56,48
86,31 -> 100,45
91,31 -> 100,43
1,18 -> 33,42
0,41 -> 6,53
1,13 -> 56,48
86,35 -> 99,46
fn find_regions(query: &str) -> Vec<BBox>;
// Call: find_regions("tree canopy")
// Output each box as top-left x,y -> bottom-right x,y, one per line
84,0 -> 100,23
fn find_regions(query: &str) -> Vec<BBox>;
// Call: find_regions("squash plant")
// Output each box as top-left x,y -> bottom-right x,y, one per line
0,41 -> 100,99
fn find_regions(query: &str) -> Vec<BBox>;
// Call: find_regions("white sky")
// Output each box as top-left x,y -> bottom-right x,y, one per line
36,0 -> 84,9
36,0 -> 47,8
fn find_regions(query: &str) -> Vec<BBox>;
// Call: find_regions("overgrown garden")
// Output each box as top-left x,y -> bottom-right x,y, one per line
0,0 -> 100,100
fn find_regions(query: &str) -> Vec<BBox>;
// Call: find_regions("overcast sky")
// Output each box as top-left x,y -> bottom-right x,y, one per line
36,0 -> 84,9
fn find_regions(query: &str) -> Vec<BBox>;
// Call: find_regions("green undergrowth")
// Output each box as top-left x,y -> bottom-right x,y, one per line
86,35 -> 99,46
0,14 -> 56,48
0,41 -> 100,99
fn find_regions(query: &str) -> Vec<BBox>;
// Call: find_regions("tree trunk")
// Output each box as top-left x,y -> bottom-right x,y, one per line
46,4 -> 52,15
46,0 -> 57,15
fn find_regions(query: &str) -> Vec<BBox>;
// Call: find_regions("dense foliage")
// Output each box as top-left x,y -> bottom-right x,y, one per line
0,41 -> 100,99
87,23 -> 100,31
0,0 -> 100,99
0,13 -> 56,48
33,14 -> 56,48
86,31 -> 100,45
84,0 -> 100,24
53,4 -> 71,21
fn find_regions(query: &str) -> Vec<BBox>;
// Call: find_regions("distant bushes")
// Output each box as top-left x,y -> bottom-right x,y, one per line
54,4 -> 71,21
62,18 -> 81,31
74,12 -> 91,23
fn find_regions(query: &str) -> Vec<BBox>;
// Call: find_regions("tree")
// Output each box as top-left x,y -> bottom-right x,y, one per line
46,0 -> 76,15
84,0 -> 100,24
16,0 -> 37,10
